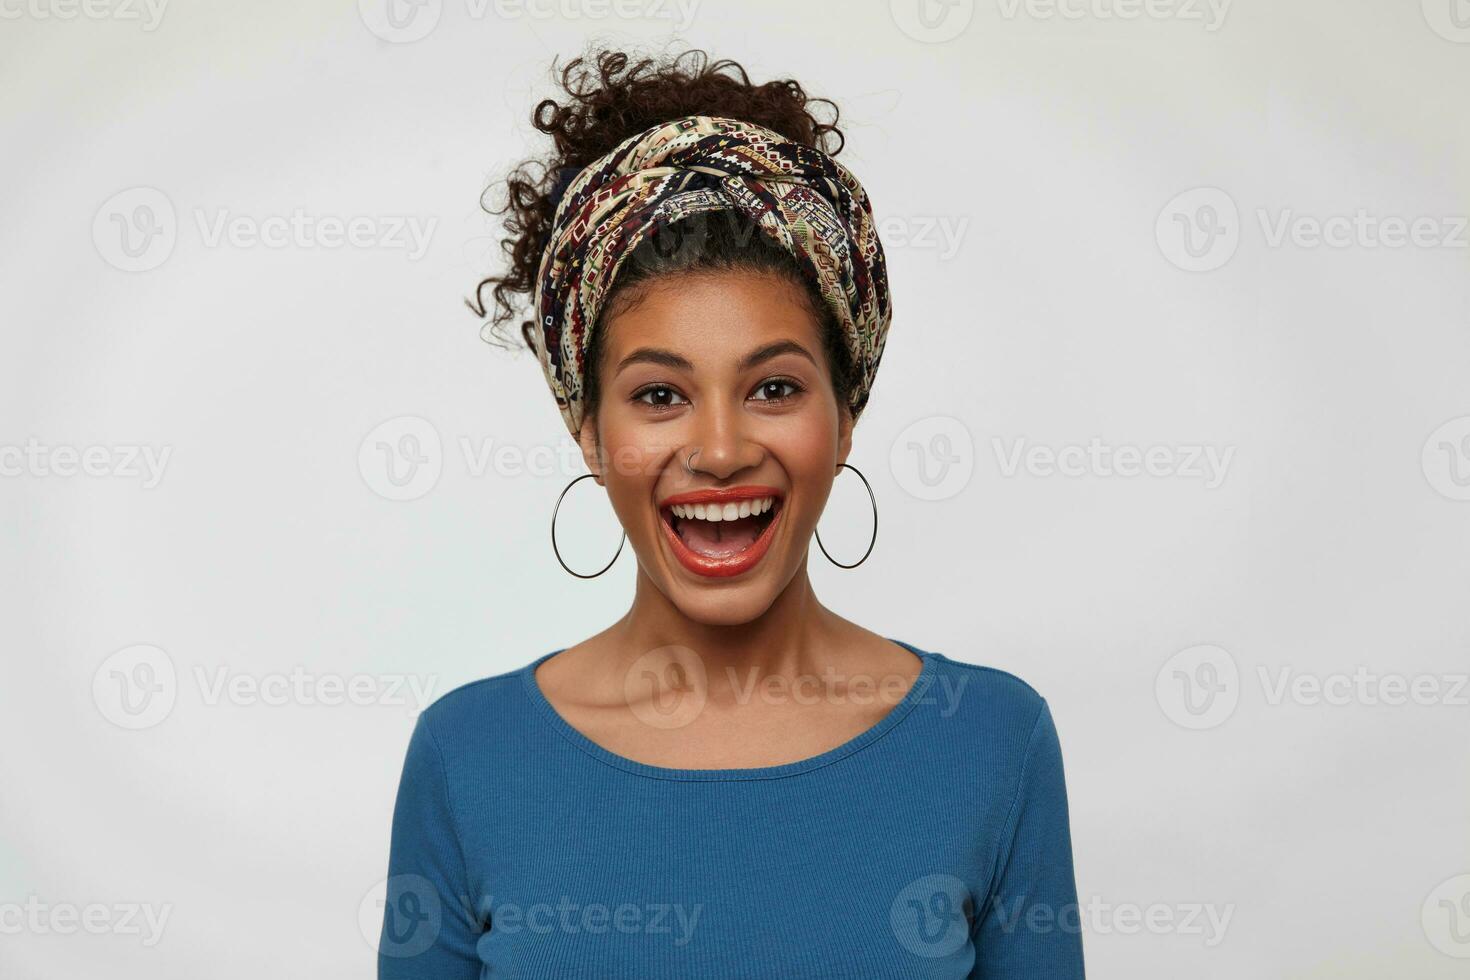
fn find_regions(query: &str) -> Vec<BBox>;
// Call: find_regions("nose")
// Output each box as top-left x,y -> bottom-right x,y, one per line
686,397 -> 764,480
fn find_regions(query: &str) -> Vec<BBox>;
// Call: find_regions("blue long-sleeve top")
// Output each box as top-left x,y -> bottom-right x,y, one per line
378,640 -> 1085,978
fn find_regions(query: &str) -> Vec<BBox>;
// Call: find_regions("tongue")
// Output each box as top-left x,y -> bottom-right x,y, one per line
679,516 -> 762,558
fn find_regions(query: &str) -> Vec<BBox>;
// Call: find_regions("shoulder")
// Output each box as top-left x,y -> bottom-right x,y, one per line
909,648 -> 1064,764
412,656 -> 546,755
908,649 -> 1072,819
921,650 -> 1049,719
925,650 -> 1045,698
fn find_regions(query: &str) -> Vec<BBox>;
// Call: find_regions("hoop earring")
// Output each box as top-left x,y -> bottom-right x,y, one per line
814,462 -> 878,569
551,473 -> 626,579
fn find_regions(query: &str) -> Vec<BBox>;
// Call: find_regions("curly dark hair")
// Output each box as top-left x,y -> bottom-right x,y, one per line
469,45 -> 860,435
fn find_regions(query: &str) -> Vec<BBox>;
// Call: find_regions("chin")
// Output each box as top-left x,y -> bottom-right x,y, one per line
667,583 -> 782,627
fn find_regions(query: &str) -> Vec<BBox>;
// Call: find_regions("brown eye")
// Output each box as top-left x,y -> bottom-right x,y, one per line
632,384 -> 688,409
750,378 -> 802,402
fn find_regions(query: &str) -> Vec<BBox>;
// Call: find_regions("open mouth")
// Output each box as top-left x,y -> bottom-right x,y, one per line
658,492 -> 785,578
663,496 -> 781,557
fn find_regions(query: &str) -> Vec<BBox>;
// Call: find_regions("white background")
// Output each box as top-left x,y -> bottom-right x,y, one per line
2,1 -> 1468,977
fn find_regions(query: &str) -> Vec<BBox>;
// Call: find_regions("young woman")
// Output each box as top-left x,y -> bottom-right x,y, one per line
378,48 -> 1085,979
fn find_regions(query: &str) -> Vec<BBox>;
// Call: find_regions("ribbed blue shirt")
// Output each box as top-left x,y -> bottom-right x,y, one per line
378,640 -> 1085,978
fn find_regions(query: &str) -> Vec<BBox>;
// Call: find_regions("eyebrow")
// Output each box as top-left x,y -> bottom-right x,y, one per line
614,339 -> 818,377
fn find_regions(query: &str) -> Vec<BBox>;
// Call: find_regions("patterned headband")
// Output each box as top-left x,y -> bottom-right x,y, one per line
523,114 -> 892,438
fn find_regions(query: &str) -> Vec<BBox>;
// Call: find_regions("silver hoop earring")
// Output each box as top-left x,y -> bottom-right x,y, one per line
682,448 -> 700,476
814,462 -> 878,569
551,473 -> 626,579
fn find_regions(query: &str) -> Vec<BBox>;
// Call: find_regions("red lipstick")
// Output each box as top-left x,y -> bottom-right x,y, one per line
658,485 -> 784,579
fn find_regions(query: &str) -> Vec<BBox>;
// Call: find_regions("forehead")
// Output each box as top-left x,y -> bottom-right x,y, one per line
600,271 -> 822,361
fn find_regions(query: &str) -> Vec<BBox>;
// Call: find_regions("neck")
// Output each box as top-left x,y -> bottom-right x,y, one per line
607,559 -> 849,691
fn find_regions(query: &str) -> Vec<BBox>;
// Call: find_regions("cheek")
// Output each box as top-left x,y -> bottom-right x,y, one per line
595,412 -> 652,473
593,418 -> 665,520
770,410 -> 839,480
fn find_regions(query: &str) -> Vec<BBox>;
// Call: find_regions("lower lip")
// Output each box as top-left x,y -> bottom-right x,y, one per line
660,503 -> 783,579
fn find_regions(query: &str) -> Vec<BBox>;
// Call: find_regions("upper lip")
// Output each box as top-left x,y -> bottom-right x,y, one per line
659,485 -> 784,508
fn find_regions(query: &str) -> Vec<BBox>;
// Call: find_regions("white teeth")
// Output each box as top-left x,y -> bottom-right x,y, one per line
670,496 -> 777,523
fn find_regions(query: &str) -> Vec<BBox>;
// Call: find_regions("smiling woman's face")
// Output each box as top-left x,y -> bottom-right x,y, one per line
578,269 -> 854,625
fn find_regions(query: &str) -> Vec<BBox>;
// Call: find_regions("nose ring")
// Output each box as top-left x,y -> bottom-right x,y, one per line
682,448 -> 700,476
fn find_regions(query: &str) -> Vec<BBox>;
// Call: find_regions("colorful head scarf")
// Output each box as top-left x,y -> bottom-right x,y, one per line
523,114 -> 892,438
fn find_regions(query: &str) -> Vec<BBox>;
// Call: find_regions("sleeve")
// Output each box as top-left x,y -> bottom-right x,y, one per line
377,713 -> 484,979
969,699 -> 1086,979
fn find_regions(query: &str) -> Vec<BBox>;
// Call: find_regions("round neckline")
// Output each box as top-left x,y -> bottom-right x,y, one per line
519,638 -> 938,782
